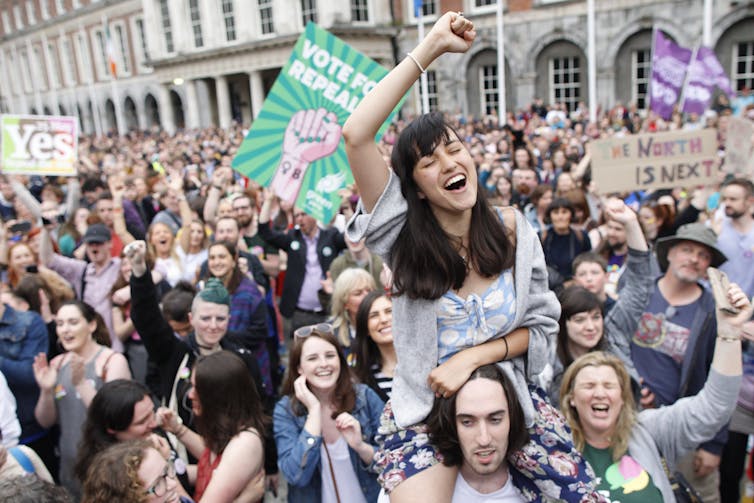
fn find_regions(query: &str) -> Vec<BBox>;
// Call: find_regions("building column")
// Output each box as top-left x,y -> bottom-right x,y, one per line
185,79 -> 200,129
158,84 -> 175,134
215,75 -> 231,129
249,71 -> 265,120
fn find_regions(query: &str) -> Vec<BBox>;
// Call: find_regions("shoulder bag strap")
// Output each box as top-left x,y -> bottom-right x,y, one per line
322,441 -> 342,503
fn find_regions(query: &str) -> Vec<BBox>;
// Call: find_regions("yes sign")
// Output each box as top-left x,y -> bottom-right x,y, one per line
1,115 -> 78,176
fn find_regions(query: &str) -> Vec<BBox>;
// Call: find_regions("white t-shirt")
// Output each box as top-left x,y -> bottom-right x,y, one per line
320,436 -> 367,503
452,470 -> 524,503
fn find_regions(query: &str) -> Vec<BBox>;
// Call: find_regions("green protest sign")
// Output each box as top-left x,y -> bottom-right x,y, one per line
1,115 -> 78,176
232,22 -> 403,223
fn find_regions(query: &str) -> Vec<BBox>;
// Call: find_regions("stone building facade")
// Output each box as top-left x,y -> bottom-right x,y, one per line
0,0 -> 751,133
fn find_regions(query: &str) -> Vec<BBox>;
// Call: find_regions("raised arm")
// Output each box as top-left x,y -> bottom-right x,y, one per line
342,12 -> 475,212
108,175 -> 135,246
203,167 -> 232,226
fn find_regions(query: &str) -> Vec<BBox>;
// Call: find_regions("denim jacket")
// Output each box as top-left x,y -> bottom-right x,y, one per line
0,305 -> 48,439
274,383 -> 384,502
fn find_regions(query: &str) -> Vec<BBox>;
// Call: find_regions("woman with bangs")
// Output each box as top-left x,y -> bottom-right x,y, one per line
544,198 -> 652,404
342,11 -> 596,502
273,324 -> 384,502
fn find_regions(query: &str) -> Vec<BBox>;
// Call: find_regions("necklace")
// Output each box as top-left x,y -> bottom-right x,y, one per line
449,233 -> 470,269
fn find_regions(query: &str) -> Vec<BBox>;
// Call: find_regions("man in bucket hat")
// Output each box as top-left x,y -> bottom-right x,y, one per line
631,222 -> 728,502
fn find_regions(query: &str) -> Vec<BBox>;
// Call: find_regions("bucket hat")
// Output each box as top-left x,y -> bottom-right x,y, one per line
655,223 -> 727,272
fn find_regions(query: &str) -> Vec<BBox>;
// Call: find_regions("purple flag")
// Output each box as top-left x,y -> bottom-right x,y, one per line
650,30 -> 692,120
682,47 -> 735,115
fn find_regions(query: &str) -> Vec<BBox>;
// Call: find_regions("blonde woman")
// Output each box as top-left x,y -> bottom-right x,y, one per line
329,268 -> 375,354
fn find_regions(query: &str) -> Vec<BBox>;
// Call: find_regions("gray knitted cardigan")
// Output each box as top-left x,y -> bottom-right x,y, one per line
347,173 -> 560,428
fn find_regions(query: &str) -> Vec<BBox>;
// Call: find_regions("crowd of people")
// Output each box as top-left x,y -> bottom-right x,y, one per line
0,10 -> 754,503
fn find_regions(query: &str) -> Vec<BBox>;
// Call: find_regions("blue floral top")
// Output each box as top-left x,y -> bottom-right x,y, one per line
437,269 -> 517,363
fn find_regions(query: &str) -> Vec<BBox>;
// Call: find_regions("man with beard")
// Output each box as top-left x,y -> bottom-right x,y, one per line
510,166 -> 538,209
232,193 -> 280,278
716,178 -> 754,298
631,223 -> 729,502
597,215 -> 631,298
427,364 -> 528,502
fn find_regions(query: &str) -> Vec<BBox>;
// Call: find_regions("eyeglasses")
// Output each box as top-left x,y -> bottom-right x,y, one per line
294,323 -> 334,339
144,462 -> 176,497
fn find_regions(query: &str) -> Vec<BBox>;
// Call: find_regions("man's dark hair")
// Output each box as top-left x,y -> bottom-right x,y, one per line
722,177 -> 754,198
81,177 -> 106,193
161,281 -> 197,322
427,363 -> 528,467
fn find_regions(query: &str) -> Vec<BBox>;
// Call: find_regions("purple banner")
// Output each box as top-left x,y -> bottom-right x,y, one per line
682,47 -> 735,115
650,30 -> 692,120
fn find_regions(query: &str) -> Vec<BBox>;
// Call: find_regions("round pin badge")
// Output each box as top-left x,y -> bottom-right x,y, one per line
322,246 -> 332,257
291,241 -> 300,251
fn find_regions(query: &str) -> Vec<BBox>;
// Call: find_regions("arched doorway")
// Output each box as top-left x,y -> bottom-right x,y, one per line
466,49 -> 514,119
124,96 -> 138,131
170,90 -> 185,130
535,40 -> 588,112
144,93 -> 160,128
105,99 -> 117,133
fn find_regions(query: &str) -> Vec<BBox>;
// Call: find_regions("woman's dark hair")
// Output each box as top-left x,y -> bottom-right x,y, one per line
281,328 -> 356,417
205,241 -> 243,294
74,380 -> 151,483
57,300 -> 111,347
427,364 -> 528,466
352,291 -> 390,397
544,197 -> 575,224
556,286 -> 605,367
390,112 -> 515,299
193,351 -> 268,454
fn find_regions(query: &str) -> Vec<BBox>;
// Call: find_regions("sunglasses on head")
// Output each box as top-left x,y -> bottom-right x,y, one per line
294,323 -> 334,339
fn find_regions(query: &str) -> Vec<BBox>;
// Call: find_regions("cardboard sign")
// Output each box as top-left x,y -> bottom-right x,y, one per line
232,22 -> 404,224
1,115 -> 78,176
591,129 -> 718,193
725,117 -> 754,176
